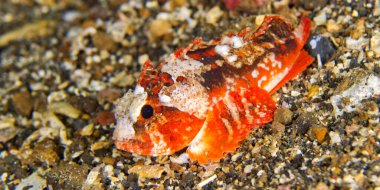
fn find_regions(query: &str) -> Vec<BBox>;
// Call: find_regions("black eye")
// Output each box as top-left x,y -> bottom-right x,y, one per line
141,105 -> 154,119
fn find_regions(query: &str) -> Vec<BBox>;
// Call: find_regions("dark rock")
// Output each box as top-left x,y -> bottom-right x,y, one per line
0,155 -> 28,180
68,96 -> 98,114
305,35 -> 336,65
46,161 -> 89,190
293,113 -> 319,135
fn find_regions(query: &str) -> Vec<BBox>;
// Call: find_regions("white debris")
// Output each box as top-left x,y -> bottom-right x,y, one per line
170,153 -> 190,164
215,45 -> 230,56
346,37 -> 369,50
330,73 -> 380,117
197,174 -> 217,189
329,131 -> 341,144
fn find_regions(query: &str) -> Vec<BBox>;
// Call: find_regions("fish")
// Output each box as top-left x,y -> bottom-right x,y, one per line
113,15 -> 314,164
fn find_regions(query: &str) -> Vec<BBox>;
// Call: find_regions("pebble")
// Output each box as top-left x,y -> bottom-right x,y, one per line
306,35 -> 336,65
11,91 -> 33,117
370,30 -> 380,56
47,162 -> 89,189
309,126 -> 328,143
16,172 -> 47,190
350,18 -> 365,40
48,102 -> 81,119
294,113 -> 319,135
0,20 -> 56,47
374,0 -> 380,16
313,12 -> 327,26
128,164 -> 172,179
147,18 -> 173,42
273,108 -> 293,125
68,96 -> 98,114
29,139 -> 60,166
271,121 -> 285,134
206,6 -> 224,26
96,111 -> 115,125
243,165 -> 254,174
329,131 -> 341,144
92,32 -> 118,52
80,123 -> 94,136
97,88 -> 121,104
326,19 -> 341,33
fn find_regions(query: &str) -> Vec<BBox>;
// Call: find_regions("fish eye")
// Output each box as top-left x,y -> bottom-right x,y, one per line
141,104 -> 154,119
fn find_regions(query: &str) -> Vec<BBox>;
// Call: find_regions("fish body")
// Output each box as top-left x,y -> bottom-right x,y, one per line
113,15 -> 313,164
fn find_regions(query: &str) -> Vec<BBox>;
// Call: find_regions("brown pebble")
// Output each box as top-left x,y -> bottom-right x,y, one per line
68,96 -> 98,114
92,32 -> 118,52
273,108 -> 293,125
102,157 -> 116,165
11,91 -> 33,117
97,88 -> 121,104
309,126 -> 328,144
271,121 -> 285,134
96,111 -> 115,125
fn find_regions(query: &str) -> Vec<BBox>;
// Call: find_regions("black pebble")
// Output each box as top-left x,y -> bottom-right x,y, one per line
305,35 -> 336,65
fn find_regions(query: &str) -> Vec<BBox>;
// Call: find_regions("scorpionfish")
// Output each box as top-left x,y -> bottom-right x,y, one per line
113,15 -> 313,164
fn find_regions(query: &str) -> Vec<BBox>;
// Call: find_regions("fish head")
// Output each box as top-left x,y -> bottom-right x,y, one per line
113,61 -> 205,156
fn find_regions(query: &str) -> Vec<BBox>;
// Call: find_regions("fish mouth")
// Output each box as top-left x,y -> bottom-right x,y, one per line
114,137 -> 154,156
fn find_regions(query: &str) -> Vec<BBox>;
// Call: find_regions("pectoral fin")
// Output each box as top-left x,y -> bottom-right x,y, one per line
186,86 -> 276,164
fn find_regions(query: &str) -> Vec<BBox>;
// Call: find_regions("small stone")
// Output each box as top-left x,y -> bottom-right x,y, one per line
97,88 -> 121,104
374,0 -> 380,16
29,139 -> 60,166
326,19 -> 341,33
294,113 -> 319,135
82,165 -> 103,190
91,140 -> 112,151
206,6 -> 224,26
92,32 -> 118,52
138,54 -> 149,66
313,12 -> 326,26
0,127 -> 22,143
68,96 -> 98,114
370,30 -> 380,56
102,157 -> 116,165
11,91 -> 33,117
329,131 -> 341,144
128,164 -> 172,179
350,18 -> 365,40
243,165 -> 254,174
80,123 -> 94,136
346,37 -> 369,50
96,111 -> 115,125
305,35 -> 336,65
271,121 -> 285,134
47,162 -> 89,189
147,18 -> 172,42
273,108 -> 293,125
309,126 -> 328,143
0,20 -> 56,47
110,72 -> 135,87
48,102 -> 81,119
314,182 -> 329,190
16,172 -> 47,190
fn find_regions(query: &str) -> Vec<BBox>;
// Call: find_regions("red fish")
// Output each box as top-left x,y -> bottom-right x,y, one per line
113,15 -> 313,164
